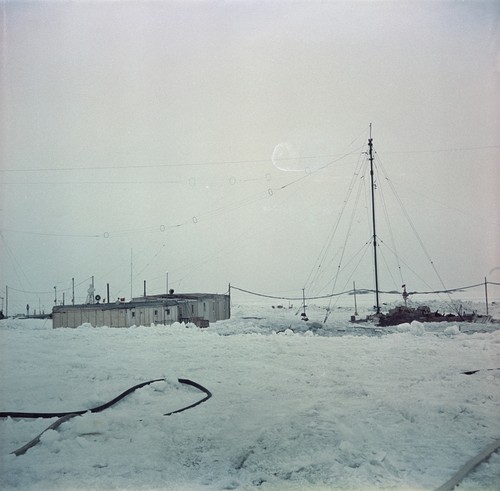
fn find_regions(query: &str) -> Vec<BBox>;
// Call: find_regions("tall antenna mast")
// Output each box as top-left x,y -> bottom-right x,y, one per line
368,124 -> 380,314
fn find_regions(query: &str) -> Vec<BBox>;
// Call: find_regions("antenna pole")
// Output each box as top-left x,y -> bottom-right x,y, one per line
301,288 -> 308,321
485,277 -> 489,316
368,124 -> 380,314
353,281 -> 358,316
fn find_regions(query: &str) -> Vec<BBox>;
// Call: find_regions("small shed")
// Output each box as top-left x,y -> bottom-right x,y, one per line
52,292 -> 230,329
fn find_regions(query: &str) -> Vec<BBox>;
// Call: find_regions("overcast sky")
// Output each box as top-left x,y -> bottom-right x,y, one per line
1,1 -> 499,313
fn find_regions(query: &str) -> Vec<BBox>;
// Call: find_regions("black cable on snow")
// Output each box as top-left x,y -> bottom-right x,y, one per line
1,378 -> 212,456
164,378 -> 212,416
0,378 -> 165,419
10,413 -> 78,456
462,368 -> 500,376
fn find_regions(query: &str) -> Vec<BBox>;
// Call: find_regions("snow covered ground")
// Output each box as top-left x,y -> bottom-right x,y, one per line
1,299 -> 499,490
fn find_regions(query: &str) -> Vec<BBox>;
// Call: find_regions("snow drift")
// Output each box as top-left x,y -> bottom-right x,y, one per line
1,301 -> 499,490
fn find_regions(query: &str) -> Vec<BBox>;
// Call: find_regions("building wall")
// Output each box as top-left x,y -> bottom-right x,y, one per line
53,304 -> 179,328
53,294 -> 230,328
128,305 -> 178,326
176,296 -> 230,324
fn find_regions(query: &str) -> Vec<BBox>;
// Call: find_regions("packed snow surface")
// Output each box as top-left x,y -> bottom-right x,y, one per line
1,301 -> 500,490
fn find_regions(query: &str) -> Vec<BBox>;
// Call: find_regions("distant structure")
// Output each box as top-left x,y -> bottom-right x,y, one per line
52,291 -> 230,329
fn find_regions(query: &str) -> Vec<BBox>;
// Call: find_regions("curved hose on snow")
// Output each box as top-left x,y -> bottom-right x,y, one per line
0,377 -> 212,456
0,378 -> 165,419
166,378 -> 212,416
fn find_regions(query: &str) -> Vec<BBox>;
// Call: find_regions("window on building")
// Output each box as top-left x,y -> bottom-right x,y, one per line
165,308 -> 170,315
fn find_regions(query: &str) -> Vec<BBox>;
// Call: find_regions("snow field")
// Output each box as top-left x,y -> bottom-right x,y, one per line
1,307 -> 499,490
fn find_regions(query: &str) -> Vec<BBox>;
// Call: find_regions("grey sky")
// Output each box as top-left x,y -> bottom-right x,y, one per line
1,1 -> 499,313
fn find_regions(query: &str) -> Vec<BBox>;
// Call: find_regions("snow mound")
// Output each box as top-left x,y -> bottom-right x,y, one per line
396,321 -> 425,336
444,325 -> 461,336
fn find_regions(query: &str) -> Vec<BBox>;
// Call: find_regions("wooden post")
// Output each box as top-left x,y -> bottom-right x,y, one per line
485,277 -> 489,315
353,281 -> 358,316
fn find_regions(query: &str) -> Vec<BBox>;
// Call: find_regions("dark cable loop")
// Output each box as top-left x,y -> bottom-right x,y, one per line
1,378 -> 212,456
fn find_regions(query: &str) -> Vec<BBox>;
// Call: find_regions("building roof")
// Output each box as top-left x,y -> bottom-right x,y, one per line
53,298 -> 179,312
52,292 -> 229,313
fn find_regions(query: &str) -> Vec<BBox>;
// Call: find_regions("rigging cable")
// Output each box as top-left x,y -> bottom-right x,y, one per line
302,142 -> 368,291
0,152 -> 357,174
122,146 -> 364,297
377,242 -> 400,291
2,148 -> 364,242
323,241 -> 373,322
231,281 -> 497,301
304,152 -> 367,295
6,277 -> 92,296
2,144 -> 497,174
377,174 -> 405,286
376,239 -> 467,314
375,154 -> 460,315
324,166 -> 368,322
314,240 -> 371,297
230,285 -> 354,301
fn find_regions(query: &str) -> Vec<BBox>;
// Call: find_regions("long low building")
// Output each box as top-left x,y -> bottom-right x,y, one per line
52,292 -> 230,328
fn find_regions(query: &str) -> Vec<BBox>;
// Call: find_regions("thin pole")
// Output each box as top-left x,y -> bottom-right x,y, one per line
5,286 -> 8,317
130,249 -> 133,300
353,281 -> 358,316
166,271 -> 169,294
302,288 -> 307,320
72,277 -> 75,305
368,124 -> 380,314
54,286 -> 57,305
485,277 -> 489,316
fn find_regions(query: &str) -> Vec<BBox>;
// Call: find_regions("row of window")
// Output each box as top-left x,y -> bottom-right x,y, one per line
129,302 -> 220,318
131,308 -> 171,317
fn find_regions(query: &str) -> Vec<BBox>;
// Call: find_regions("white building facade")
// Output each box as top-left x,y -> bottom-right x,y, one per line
52,293 -> 230,328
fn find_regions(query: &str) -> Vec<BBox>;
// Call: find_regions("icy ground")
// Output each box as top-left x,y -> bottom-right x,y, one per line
1,300 -> 499,490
